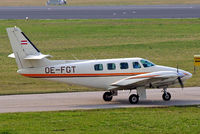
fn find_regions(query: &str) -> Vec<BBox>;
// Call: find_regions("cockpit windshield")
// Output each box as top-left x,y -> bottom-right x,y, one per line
140,59 -> 155,68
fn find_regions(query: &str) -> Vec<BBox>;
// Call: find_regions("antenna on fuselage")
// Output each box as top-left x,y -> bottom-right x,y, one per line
90,54 -> 96,60
71,54 -> 79,60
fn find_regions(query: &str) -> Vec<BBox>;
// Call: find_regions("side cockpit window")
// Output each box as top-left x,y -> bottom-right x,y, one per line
120,62 -> 129,69
133,62 -> 141,69
140,59 -> 155,68
94,64 -> 103,71
107,63 -> 116,70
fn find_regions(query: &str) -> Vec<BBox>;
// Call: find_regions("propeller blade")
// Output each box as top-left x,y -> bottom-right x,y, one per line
178,77 -> 184,88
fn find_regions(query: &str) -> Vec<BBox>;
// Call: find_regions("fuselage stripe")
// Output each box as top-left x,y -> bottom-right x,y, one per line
21,72 -> 149,78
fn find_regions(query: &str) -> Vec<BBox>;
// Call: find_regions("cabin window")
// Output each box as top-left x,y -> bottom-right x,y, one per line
94,64 -> 103,71
107,63 -> 116,70
120,62 -> 129,69
133,62 -> 141,69
140,59 -> 155,68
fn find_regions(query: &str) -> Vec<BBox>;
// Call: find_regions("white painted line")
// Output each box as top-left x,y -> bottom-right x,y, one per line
132,11 -> 136,14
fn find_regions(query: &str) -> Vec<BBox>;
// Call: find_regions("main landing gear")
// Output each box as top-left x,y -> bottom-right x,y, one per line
103,90 -> 140,104
103,90 -> 118,102
103,92 -> 113,101
162,88 -> 171,101
129,94 -> 139,104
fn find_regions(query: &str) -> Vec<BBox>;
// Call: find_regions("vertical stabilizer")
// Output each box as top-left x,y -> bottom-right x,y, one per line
7,27 -> 51,69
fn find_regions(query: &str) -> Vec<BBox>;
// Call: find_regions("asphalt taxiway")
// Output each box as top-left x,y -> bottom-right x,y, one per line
1,5 -> 200,19
0,87 -> 199,113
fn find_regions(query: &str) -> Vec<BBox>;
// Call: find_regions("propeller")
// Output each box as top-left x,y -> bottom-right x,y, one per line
177,77 -> 184,88
177,65 -> 184,88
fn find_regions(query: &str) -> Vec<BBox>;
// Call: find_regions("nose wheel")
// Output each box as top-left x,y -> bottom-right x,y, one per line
162,88 -> 171,101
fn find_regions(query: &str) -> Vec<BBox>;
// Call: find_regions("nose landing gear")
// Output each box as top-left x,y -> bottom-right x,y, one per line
162,88 -> 171,101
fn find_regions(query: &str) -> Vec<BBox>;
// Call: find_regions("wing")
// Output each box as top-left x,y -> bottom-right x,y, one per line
109,71 -> 178,90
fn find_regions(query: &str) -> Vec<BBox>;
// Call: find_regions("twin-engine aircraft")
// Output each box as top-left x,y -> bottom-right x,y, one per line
7,27 -> 192,104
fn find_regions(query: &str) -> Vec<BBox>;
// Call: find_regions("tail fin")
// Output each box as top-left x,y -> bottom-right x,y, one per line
7,27 -> 52,69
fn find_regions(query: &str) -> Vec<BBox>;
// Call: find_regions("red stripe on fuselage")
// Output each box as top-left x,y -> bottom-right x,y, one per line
21,72 -> 149,78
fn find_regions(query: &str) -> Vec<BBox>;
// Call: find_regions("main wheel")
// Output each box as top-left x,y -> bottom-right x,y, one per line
129,94 -> 139,104
162,92 -> 171,101
103,92 -> 113,101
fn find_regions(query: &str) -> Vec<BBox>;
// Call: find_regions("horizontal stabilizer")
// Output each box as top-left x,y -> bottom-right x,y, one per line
8,53 -> 15,58
24,53 -> 52,60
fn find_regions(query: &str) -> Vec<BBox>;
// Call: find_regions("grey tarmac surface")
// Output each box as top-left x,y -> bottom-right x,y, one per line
0,87 -> 199,113
1,5 -> 200,19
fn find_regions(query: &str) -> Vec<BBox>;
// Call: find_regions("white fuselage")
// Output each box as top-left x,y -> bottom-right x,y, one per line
18,57 -> 192,90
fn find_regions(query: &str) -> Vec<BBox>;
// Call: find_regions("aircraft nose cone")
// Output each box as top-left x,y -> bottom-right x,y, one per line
187,72 -> 192,78
183,71 -> 192,79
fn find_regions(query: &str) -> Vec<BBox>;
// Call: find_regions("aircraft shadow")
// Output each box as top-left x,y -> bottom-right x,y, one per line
74,99 -> 200,109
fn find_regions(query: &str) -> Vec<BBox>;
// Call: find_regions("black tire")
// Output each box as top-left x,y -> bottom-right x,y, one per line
103,92 -> 113,101
162,92 -> 171,101
129,94 -> 139,104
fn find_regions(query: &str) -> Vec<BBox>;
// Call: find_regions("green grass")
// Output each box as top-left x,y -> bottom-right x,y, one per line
0,19 -> 200,95
0,106 -> 199,134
